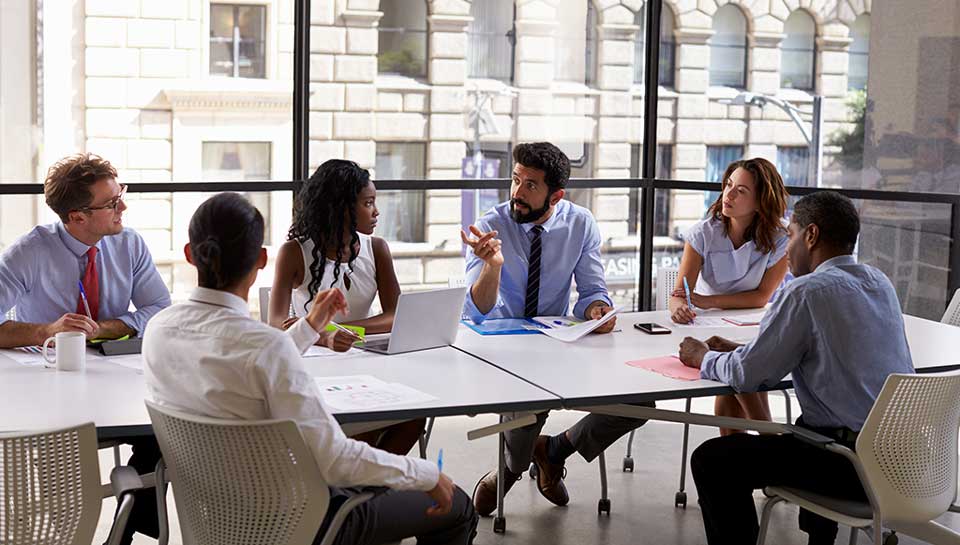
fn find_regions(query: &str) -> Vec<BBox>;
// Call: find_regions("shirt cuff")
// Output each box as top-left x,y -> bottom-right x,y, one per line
286,317 -> 321,354
700,350 -> 721,381
411,458 -> 441,491
463,288 -> 493,324
573,294 -> 613,320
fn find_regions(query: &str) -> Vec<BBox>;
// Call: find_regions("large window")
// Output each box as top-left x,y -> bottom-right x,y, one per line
634,4 -> 676,87
466,0 -> 515,81
378,0 -> 428,78
375,143 -> 426,243
848,14 -> 870,90
210,4 -> 267,78
709,5 -> 747,88
781,10 -> 816,90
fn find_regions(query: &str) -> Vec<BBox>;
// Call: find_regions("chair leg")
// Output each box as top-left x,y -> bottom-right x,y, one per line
873,515 -> 884,545
846,526 -> 859,545
418,417 -> 435,459
622,430 -> 635,472
156,459 -> 169,545
104,493 -> 135,545
675,397 -> 692,508
597,451 -> 610,515
494,417 -> 506,534
781,390 -> 793,423
756,495 -> 785,545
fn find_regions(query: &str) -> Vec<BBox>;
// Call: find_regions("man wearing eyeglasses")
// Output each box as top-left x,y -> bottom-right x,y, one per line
0,153 -> 170,544
0,153 -> 171,349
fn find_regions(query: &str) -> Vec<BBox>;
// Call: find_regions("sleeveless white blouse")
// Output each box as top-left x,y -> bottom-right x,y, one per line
292,234 -> 378,323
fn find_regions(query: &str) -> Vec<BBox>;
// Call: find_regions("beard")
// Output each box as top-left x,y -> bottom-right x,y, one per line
509,197 -> 551,224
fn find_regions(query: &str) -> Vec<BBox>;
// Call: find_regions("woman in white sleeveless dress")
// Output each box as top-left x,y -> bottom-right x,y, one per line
271,159 -> 423,455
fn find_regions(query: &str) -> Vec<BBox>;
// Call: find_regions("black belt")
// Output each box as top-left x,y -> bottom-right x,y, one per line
797,416 -> 859,448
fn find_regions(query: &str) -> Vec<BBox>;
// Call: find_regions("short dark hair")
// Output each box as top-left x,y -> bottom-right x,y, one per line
791,191 -> 860,253
44,153 -> 118,222
512,142 -> 571,192
188,193 -> 265,290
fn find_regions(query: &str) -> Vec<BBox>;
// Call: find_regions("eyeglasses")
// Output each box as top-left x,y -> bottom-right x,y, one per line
78,184 -> 127,213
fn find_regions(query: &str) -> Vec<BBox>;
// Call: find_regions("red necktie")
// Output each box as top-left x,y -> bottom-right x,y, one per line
77,247 -> 100,321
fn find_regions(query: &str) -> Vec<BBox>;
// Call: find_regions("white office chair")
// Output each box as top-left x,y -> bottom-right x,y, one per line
0,422 -> 143,545
147,400 -> 374,545
758,371 -> 960,545
942,288 -> 960,327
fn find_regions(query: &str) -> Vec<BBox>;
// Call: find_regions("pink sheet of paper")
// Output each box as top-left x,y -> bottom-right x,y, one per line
626,356 -> 702,381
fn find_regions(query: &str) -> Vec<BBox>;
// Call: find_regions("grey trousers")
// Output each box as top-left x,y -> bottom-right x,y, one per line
502,403 -> 655,474
319,486 -> 479,545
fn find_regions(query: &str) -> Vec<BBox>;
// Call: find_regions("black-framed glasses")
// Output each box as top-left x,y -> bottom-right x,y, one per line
78,184 -> 127,213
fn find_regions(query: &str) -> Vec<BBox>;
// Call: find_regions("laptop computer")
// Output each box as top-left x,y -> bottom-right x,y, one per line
359,286 -> 468,355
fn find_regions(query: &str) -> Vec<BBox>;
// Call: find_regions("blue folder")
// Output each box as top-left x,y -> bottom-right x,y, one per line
461,318 -> 547,336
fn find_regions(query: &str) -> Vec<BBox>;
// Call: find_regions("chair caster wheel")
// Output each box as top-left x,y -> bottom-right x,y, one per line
528,463 -> 538,480
598,499 -> 611,515
675,491 -> 687,508
622,457 -> 634,472
883,531 -> 898,545
493,517 -> 506,533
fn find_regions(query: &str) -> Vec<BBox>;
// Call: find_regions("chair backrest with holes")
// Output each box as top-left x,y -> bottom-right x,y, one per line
0,422 -> 102,545
146,401 -> 329,545
656,267 -> 680,311
856,371 -> 960,522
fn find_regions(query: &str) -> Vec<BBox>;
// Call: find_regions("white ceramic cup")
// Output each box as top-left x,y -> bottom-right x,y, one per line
42,331 -> 86,372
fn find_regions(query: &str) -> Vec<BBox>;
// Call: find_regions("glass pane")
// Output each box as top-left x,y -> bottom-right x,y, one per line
210,4 -> 235,38
781,11 -> 816,90
777,146 -> 810,187
374,143 -> 426,243
634,5 -> 676,87
378,0 -> 427,77
709,5 -> 747,87
848,14 -> 870,91
466,0 -> 514,81
237,5 -> 266,78
0,1 -> 39,183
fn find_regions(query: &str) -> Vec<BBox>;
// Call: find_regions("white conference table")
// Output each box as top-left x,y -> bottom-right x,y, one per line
0,346 -> 560,440
454,309 -> 960,409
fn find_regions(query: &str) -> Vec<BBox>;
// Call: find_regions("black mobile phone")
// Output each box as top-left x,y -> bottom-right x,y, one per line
634,322 -> 672,335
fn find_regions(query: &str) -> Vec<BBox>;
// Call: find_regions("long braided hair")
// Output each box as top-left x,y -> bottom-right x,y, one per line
288,159 -> 369,312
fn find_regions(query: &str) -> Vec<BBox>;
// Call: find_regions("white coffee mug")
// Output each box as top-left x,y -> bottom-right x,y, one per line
42,331 -> 86,372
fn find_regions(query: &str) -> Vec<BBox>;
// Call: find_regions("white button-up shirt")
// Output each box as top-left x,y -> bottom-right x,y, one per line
143,287 -> 438,491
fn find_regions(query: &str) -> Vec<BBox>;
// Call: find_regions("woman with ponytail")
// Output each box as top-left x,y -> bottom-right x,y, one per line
271,159 -> 423,455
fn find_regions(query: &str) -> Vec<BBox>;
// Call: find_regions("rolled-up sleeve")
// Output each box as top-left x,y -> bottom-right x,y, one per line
462,218 -> 503,324
117,235 -> 171,335
700,288 -> 810,392
572,218 -> 612,319
0,241 -> 33,325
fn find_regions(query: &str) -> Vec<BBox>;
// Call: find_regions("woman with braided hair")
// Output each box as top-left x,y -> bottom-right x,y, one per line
271,158 -> 425,455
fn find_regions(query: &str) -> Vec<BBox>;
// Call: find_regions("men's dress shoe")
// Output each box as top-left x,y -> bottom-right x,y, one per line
472,468 -> 521,517
532,435 -> 570,506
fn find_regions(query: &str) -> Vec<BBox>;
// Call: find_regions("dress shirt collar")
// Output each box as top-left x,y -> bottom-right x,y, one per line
56,221 -> 100,258
814,254 -> 856,273
188,287 -> 250,316
519,199 -> 565,235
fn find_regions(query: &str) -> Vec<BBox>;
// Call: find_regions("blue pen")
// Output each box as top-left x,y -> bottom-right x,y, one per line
682,277 -> 696,325
437,448 -> 444,472
77,281 -> 93,319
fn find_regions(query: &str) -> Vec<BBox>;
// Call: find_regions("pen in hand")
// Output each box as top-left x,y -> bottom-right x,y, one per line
77,281 -> 93,319
682,277 -> 696,325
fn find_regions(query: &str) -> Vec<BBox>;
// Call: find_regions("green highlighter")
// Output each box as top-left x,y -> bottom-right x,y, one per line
324,323 -> 365,339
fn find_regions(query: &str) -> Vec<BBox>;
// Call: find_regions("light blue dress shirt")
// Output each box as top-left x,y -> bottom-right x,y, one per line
0,222 -> 171,335
685,217 -> 788,295
701,255 -> 915,431
463,199 -> 612,323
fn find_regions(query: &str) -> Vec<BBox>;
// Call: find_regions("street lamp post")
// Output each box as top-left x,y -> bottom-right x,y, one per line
725,92 -> 823,187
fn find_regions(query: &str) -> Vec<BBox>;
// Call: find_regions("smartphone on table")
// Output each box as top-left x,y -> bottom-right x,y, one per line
633,322 -> 671,335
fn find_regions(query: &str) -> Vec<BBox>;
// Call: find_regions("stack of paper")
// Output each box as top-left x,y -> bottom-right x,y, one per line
303,346 -> 364,358
721,312 -> 765,326
314,375 -> 436,411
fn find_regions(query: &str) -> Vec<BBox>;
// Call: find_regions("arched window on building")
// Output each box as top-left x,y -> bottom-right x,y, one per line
781,10 -> 816,90
377,0 -> 428,78
709,4 -> 748,88
466,0 -> 516,82
848,13 -> 870,90
633,3 -> 676,87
